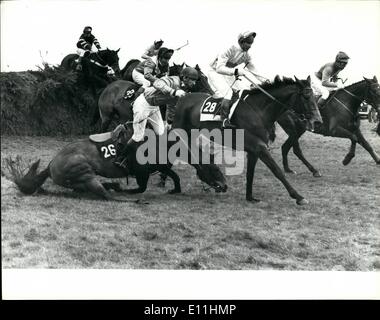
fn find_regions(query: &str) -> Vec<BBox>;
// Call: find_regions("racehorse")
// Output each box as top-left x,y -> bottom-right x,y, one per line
171,76 -> 323,205
13,131 -> 227,201
60,48 -> 121,88
97,63 -> 214,132
277,76 -> 380,177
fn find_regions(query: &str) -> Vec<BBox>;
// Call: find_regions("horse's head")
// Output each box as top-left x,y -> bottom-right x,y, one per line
192,64 -> 214,95
293,76 -> 323,132
195,164 -> 227,193
363,76 -> 380,111
169,62 -> 185,76
101,48 -> 121,77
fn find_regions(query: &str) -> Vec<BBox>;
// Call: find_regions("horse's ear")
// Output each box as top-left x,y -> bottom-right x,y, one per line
373,75 -> 378,82
195,64 -> 200,70
363,76 -> 369,81
116,48 -> 120,53
181,62 -> 185,68
306,75 -> 311,84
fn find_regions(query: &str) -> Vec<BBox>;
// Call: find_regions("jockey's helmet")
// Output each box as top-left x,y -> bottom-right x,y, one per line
238,31 -> 256,44
181,67 -> 199,80
83,26 -> 92,33
335,51 -> 350,62
158,47 -> 174,60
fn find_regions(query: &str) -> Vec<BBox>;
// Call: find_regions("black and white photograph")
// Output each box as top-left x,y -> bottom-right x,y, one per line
1,0 -> 379,301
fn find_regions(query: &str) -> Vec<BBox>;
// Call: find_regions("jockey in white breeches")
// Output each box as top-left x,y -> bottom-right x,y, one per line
132,47 -> 174,88
113,67 -> 199,169
207,31 -> 268,128
310,51 -> 350,106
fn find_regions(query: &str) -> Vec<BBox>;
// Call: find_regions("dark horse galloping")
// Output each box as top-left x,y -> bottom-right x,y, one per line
60,48 -> 121,89
171,76 -> 323,205
97,63 -> 214,132
13,131 -> 227,201
277,76 -> 380,177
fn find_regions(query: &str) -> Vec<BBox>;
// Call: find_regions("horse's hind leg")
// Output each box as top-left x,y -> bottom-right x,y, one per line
292,140 -> 321,177
159,166 -> 181,194
356,129 -> 380,164
246,153 -> 260,202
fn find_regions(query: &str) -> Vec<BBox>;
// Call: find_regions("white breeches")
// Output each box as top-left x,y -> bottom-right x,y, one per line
132,69 -> 151,88
132,94 -> 164,142
76,48 -> 91,57
207,69 -> 250,100
310,74 -> 334,99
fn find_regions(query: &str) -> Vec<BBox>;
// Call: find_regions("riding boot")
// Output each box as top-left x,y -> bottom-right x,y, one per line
114,139 -> 140,170
317,96 -> 327,109
220,98 -> 236,129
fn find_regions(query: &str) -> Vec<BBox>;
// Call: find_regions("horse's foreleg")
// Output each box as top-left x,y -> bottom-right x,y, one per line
281,136 -> 297,174
246,153 -> 259,202
355,129 -> 380,164
125,172 -> 149,194
328,122 -> 359,165
79,178 -> 128,201
159,166 -> 181,194
292,140 -> 321,177
258,146 -> 307,205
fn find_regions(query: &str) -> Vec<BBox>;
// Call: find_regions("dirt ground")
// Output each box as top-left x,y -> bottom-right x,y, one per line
1,121 -> 379,270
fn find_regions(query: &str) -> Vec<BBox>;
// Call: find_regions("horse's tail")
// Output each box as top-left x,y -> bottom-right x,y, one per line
15,160 -> 50,195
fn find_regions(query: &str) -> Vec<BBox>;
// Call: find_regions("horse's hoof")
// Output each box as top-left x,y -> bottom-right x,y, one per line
296,198 -> 308,205
246,197 -> 260,202
135,199 -> 149,204
313,171 -> 322,178
342,154 -> 354,166
168,189 -> 181,194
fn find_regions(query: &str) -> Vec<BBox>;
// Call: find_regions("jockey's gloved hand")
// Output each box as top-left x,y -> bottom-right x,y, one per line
85,44 -> 91,50
112,124 -> 126,141
165,122 -> 172,131
235,67 -> 247,77
336,82 -> 345,89
175,89 -> 186,97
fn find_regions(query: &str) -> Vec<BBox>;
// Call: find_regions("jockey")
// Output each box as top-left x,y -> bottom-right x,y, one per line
132,47 -> 174,88
208,31 -> 268,129
311,51 -> 350,107
76,26 -> 102,71
141,39 -> 164,60
113,67 -> 199,169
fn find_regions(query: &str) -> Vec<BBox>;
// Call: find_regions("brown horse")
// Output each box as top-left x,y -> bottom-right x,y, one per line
277,76 -> 380,177
171,76 -> 323,205
13,131 -> 227,201
97,63 -> 213,132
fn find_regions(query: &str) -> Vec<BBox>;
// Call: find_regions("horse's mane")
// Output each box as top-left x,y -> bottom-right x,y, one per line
344,79 -> 365,90
244,75 -> 297,96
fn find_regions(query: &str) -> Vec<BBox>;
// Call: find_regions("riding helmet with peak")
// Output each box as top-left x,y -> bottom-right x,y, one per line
83,26 -> 92,33
181,67 -> 198,80
238,31 -> 256,43
158,47 -> 174,59
335,51 -> 350,62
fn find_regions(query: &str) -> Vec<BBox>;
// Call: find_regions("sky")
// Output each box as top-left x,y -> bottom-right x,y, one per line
1,0 -> 380,85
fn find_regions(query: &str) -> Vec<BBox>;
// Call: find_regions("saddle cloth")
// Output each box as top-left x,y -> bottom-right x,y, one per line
89,133 -> 118,161
199,91 -> 243,122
